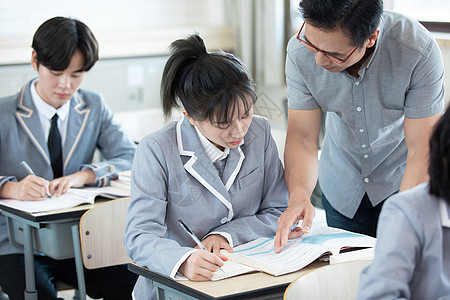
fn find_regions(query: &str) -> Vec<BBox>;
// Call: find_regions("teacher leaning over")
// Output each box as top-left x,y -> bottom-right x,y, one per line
275,0 -> 445,252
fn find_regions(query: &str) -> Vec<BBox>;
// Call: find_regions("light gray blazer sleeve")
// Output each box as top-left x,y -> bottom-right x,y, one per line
124,128 -> 195,276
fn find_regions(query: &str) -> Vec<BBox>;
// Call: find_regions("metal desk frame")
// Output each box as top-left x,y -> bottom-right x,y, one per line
0,204 -> 96,300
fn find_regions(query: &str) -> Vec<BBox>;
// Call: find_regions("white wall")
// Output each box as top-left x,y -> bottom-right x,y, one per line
0,0 -> 234,65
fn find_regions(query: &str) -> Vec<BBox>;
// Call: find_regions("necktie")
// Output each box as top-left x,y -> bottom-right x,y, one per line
213,157 -> 227,179
48,113 -> 63,178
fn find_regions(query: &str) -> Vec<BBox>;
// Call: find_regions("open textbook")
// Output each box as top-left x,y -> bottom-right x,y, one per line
110,170 -> 132,191
0,186 -> 130,213
208,224 -> 376,280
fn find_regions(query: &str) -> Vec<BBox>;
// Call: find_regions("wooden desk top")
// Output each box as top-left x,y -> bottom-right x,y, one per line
129,260 -> 328,299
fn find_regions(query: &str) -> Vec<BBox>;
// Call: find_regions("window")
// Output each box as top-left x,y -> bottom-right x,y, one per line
389,0 -> 450,32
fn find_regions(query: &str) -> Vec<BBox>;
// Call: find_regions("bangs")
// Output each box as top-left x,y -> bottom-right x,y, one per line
207,87 -> 256,125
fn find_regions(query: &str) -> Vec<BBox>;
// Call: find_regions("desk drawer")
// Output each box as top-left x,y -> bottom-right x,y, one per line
7,218 -> 76,259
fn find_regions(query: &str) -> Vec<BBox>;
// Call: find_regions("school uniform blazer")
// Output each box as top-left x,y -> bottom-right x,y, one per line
125,115 -> 288,299
0,79 -> 136,255
357,183 -> 450,299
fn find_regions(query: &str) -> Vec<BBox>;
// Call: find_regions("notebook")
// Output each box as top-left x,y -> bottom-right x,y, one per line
0,186 -> 130,213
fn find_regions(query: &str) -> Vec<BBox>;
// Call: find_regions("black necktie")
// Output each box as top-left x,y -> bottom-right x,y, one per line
48,113 -> 63,178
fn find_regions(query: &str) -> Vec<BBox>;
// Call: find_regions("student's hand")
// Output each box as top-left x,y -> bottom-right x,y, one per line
49,170 -> 96,197
179,250 -> 228,281
274,197 -> 315,253
199,234 -> 233,254
0,175 -> 49,201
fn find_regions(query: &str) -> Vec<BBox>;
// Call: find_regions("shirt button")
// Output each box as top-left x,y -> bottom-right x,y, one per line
221,217 -> 227,224
364,154 -> 369,158
356,107 -> 362,112
364,178 -> 369,183
359,129 -> 365,133
355,81 -> 360,86
361,144 -> 367,148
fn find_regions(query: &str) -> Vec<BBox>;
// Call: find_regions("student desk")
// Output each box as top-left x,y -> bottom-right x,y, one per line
0,200 -> 110,300
128,260 -> 328,300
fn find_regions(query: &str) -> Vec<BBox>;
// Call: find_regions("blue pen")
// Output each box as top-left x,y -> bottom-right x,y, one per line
20,161 -> 52,198
178,219 -> 225,273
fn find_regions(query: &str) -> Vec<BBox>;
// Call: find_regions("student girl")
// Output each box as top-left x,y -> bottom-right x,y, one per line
124,34 -> 288,299
357,108 -> 450,299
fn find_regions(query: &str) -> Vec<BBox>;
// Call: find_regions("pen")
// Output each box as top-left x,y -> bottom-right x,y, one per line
177,219 -> 225,273
20,161 -> 52,198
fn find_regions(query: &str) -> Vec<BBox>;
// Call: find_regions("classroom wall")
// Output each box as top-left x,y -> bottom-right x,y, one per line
0,1 -> 449,158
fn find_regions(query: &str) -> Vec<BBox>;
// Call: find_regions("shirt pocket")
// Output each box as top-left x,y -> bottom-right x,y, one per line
238,167 -> 263,190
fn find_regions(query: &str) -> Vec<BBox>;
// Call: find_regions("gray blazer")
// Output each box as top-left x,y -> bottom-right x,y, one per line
125,115 -> 288,299
357,183 -> 450,299
0,79 -> 136,255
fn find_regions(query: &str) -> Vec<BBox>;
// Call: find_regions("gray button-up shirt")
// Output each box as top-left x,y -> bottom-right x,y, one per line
286,10 -> 445,218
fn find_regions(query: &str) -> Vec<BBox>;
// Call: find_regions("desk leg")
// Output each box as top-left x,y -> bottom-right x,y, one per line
71,224 -> 87,300
23,224 -> 37,300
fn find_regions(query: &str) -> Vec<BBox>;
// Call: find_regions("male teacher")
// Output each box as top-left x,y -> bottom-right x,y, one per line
275,0 -> 445,252
0,17 -> 137,299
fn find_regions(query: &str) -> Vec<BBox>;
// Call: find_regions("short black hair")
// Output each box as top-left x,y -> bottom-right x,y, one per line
299,0 -> 383,48
429,110 -> 450,204
161,34 -> 256,124
32,16 -> 99,71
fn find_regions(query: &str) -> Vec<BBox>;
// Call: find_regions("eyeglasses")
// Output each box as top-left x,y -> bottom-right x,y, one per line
296,22 -> 358,64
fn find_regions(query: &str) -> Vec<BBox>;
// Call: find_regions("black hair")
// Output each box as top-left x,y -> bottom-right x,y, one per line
161,34 -> 256,124
299,0 -> 383,48
429,110 -> 450,204
32,16 -> 99,71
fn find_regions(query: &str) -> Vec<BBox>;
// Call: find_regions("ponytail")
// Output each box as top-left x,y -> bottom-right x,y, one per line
161,34 -> 256,123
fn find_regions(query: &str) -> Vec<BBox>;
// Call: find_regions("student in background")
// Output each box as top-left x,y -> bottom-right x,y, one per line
124,34 -> 288,299
275,0 -> 444,252
357,109 -> 450,299
0,17 -> 137,299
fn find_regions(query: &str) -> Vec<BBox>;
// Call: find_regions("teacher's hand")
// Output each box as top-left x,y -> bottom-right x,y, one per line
274,197 -> 315,253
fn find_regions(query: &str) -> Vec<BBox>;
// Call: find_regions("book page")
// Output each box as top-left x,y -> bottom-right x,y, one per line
210,258 -> 259,281
329,247 -> 374,264
225,224 -> 376,276
0,186 -> 130,213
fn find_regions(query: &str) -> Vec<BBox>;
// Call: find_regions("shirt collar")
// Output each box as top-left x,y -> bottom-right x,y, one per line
194,125 -> 230,163
30,79 -> 71,122
440,198 -> 450,228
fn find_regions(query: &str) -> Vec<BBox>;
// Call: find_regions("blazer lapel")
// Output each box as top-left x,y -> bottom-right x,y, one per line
15,84 -> 51,165
177,117 -> 234,221
64,93 -> 90,171
222,143 -> 245,191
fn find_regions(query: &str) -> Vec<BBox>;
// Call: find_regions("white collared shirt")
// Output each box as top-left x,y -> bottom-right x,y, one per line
30,79 -> 70,149
193,125 -> 231,163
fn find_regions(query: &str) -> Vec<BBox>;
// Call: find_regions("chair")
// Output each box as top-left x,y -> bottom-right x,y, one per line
79,197 -> 132,269
284,260 -> 371,300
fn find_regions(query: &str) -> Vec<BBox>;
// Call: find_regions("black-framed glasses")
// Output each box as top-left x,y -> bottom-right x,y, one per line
296,22 -> 358,64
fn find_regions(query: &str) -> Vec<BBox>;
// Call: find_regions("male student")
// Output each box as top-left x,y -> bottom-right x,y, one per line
0,17 -> 137,299
274,0 -> 444,252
